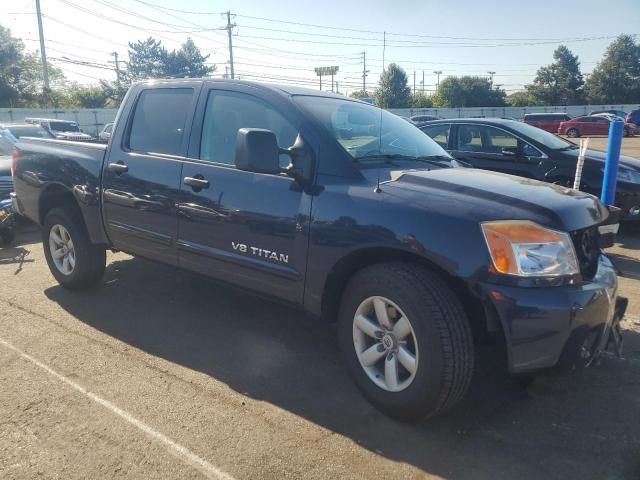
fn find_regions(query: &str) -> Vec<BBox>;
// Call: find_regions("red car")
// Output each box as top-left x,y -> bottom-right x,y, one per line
558,116 -> 635,138
523,113 -> 572,133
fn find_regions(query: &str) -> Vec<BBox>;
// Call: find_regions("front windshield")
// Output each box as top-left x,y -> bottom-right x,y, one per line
507,121 -> 575,150
294,95 -> 453,164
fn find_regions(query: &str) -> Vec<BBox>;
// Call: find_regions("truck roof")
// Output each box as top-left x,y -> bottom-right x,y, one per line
134,78 -> 351,100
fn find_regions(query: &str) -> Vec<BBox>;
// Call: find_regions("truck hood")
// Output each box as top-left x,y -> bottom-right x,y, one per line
384,168 -> 608,232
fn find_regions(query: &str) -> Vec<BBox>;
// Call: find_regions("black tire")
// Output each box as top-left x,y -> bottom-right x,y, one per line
42,208 -> 106,289
338,262 -> 474,421
0,229 -> 14,246
567,128 -> 580,138
623,128 -> 631,137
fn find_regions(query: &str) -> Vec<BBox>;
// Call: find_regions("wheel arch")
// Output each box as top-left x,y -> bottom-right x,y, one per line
38,183 -> 81,225
320,246 -> 501,342
38,183 -> 108,246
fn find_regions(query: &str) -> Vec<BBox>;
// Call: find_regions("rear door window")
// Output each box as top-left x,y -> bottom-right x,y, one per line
457,125 -> 518,154
127,88 -> 194,156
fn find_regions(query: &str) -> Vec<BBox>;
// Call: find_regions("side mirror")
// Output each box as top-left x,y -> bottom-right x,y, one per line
235,128 -> 281,174
501,146 -> 519,156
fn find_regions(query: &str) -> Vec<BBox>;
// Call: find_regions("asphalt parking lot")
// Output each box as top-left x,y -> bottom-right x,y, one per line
1,139 -> 640,480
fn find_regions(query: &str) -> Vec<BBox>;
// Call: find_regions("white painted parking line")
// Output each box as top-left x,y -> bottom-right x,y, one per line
0,336 -> 236,480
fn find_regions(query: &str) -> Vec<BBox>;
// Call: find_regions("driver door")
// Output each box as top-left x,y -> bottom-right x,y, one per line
176,86 -> 311,304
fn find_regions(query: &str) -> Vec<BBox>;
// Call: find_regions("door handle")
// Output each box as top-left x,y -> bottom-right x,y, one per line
183,176 -> 210,190
108,162 -> 128,174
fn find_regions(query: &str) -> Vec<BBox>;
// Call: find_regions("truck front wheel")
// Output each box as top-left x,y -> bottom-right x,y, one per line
338,263 -> 474,420
43,208 -> 106,289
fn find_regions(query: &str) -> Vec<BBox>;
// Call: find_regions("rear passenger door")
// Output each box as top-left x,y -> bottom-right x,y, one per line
102,83 -> 200,265
176,85 -> 311,304
450,124 -> 544,179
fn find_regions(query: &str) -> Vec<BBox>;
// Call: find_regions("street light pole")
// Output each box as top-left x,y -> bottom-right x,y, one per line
433,70 -> 442,89
35,0 -> 49,91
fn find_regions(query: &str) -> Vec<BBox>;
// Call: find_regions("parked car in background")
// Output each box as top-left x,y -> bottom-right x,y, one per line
590,109 -> 628,119
99,122 -> 113,142
410,114 -> 440,123
592,113 -> 624,121
626,108 -> 640,126
24,118 -> 94,141
0,139 -> 13,201
0,123 -> 54,142
420,118 -> 640,221
523,112 -> 572,133
558,115 -> 635,137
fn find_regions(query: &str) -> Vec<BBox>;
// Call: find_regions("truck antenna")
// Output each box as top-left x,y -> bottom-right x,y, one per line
374,106 -> 383,193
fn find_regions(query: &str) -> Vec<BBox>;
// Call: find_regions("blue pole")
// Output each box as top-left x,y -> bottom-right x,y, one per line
600,120 -> 624,206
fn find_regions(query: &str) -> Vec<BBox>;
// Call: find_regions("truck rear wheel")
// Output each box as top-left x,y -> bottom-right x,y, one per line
338,262 -> 474,421
43,208 -> 106,289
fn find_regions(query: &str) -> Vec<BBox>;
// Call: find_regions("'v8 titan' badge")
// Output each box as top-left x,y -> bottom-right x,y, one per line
232,242 -> 289,264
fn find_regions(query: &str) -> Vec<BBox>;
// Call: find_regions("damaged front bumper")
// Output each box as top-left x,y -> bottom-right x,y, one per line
481,255 -> 628,373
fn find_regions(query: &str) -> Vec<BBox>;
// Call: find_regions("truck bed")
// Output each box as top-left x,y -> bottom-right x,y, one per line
13,137 -> 109,245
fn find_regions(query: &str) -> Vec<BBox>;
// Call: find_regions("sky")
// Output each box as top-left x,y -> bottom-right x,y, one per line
5,0 -> 640,96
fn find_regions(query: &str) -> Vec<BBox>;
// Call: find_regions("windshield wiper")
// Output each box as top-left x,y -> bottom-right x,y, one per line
355,153 -> 452,167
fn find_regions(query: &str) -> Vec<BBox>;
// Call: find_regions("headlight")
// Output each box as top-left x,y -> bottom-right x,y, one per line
617,167 -> 640,184
481,220 -> 579,277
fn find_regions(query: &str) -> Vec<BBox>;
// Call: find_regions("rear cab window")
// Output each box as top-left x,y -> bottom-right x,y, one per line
127,88 -> 194,156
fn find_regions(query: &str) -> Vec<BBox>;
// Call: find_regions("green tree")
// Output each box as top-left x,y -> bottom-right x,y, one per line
374,64 -> 411,108
411,93 -> 433,108
127,37 -> 214,81
60,84 -> 109,108
506,91 -> 545,107
349,89 -> 372,99
165,38 -> 215,78
527,45 -> 584,105
585,35 -> 640,104
99,79 -> 128,108
0,25 -> 65,107
127,37 -> 168,81
432,76 -> 505,107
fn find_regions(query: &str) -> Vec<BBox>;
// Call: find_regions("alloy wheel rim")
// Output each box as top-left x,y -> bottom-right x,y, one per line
49,224 -> 76,275
352,296 -> 419,392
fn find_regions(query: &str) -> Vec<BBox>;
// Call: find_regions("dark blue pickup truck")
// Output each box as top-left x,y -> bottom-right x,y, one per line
12,80 -> 627,420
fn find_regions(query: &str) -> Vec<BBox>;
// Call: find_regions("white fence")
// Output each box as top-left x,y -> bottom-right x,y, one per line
1,104 -> 638,136
0,108 -> 118,136
389,104 -> 639,120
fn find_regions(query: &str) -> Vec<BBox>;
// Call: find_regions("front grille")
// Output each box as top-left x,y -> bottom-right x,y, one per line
0,176 -> 13,200
570,226 -> 599,280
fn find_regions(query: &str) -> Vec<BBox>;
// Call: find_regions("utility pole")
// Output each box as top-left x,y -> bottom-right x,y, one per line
382,31 -> 386,72
112,52 -> 121,85
413,70 -> 416,95
487,71 -> 496,84
225,11 -> 235,79
362,51 -> 369,93
421,70 -> 425,94
434,70 -> 442,89
35,0 -> 49,91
